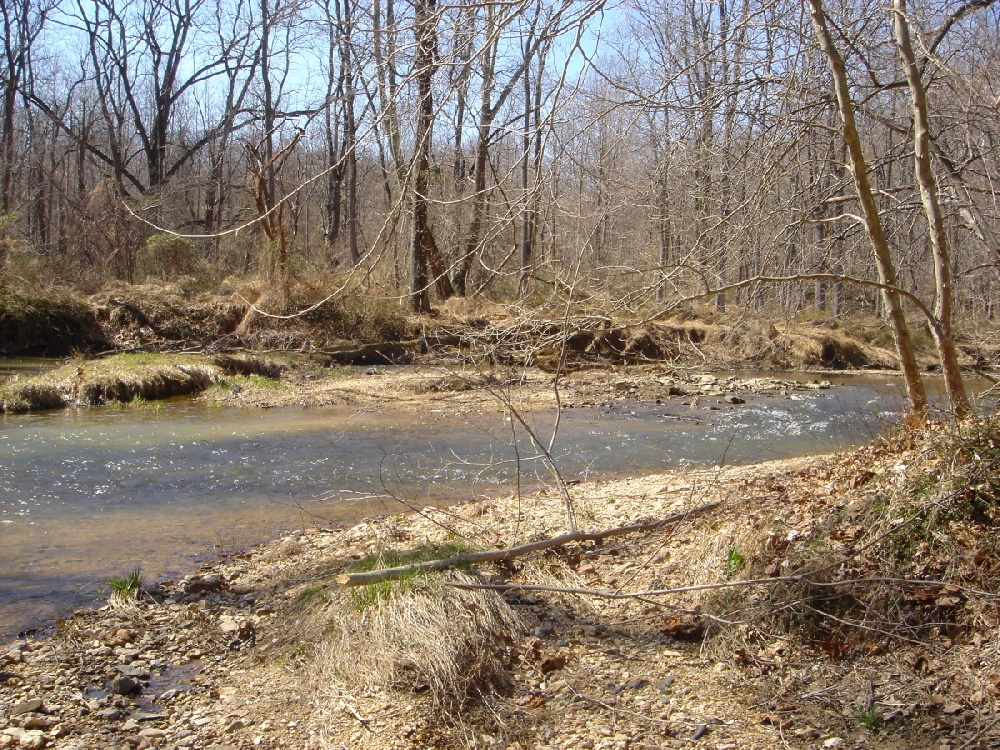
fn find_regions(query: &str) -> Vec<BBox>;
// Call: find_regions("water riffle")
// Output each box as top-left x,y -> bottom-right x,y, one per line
0,374 -> 936,637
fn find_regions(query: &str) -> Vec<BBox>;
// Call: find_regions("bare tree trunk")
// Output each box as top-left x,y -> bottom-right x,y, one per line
338,0 -> 360,266
808,0 -> 928,414
452,5 -> 497,298
893,0 -> 969,415
323,0 -> 344,257
409,0 -> 436,313
519,41 -> 533,298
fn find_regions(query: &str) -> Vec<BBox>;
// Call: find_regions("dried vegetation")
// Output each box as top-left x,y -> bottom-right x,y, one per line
0,351 -> 282,412
314,570 -> 522,713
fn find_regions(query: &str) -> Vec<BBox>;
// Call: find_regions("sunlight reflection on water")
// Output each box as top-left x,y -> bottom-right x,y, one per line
0,372 -> 991,637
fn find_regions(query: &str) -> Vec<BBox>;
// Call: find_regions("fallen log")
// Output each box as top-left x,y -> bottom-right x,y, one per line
336,502 -> 721,587
321,341 -> 414,365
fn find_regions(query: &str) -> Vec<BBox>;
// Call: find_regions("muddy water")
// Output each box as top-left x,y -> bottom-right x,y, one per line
0,374 -> 980,638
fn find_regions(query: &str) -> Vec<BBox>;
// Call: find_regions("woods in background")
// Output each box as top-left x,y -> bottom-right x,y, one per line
0,0 -> 997,329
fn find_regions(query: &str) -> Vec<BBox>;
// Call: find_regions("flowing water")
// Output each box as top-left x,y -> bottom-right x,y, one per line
0,369 -> 987,639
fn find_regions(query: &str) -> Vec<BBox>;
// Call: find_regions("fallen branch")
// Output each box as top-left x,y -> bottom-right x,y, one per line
336,502 -> 721,587
444,574 -> 1000,602
320,341 -> 413,365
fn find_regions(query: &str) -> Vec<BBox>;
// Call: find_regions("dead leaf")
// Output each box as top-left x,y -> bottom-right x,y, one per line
816,635 -> 850,661
758,714 -> 794,730
935,596 -> 962,608
848,470 -> 875,489
526,693 -> 547,709
540,654 -> 567,673
660,617 -> 705,641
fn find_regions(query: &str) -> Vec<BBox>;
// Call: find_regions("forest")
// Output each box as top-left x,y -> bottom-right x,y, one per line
0,0 -> 998,406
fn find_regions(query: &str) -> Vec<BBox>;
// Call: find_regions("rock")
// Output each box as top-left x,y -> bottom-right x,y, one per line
96,708 -> 127,721
16,731 -> 45,749
131,712 -> 165,722
10,699 -> 42,716
656,676 -> 675,692
218,616 -> 255,648
182,575 -> 223,594
111,675 -> 141,695
726,395 -> 745,405
691,723 -> 708,740
539,654 -> 566,673
1,651 -> 22,665
822,739 -> 845,748
118,664 -> 150,679
534,624 -> 555,638
19,718 -> 51,731
137,729 -> 167,738
625,679 -> 648,690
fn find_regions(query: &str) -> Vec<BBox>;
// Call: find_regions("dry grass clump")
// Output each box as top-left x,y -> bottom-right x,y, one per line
94,282 -> 244,343
315,570 -> 522,712
233,277 -> 409,344
75,359 -> 218,404
2,353 -> 231,410
210,353 -> 284,379
693,415 -> 1000,650
0,379 -> 66,412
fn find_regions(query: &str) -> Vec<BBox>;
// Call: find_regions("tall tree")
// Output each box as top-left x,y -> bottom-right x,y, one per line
892,0 -> 976,414
807,0 -> 928,414
410,0 -> 437,312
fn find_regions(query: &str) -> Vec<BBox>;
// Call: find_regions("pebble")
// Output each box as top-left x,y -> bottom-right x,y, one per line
10,699 -> 42,716
110,675 -> 140,696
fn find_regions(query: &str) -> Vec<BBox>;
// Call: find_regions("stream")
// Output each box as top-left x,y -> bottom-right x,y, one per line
0,370 -> 981,638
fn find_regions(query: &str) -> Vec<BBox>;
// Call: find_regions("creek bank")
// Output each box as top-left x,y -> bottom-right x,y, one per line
2,415 -> 998,749
8,282 -> 996,372
0,353 -> 281,413
0,348 -> 845,414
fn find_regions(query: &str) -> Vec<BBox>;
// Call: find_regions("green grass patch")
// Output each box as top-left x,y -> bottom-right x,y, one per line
725,546 -> 745,576
857,706 -> 882,730
108,568 -> 143,605
1,352 -> 226,411
297,582 -> 330,605
348,540 -> 477,612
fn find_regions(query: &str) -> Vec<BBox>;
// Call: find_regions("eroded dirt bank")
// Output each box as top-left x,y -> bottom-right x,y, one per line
2,414 -> 999,750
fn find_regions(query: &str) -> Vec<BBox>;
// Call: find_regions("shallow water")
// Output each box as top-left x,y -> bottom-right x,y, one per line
0,357 -> 62,382
0,372 -> 985,638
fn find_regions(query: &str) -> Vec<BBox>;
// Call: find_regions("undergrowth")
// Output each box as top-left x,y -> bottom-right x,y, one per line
701,414 -> 1000,650
316,569 -> 521,714
0,286 -> 105,356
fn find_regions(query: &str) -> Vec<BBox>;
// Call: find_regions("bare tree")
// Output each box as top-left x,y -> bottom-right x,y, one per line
808,0 -> 928,413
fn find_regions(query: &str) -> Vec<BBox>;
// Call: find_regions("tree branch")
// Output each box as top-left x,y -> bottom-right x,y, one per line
336,502 -> 721,587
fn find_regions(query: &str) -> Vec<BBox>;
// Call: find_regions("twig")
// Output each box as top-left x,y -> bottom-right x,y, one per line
445,575 -> 1000,603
